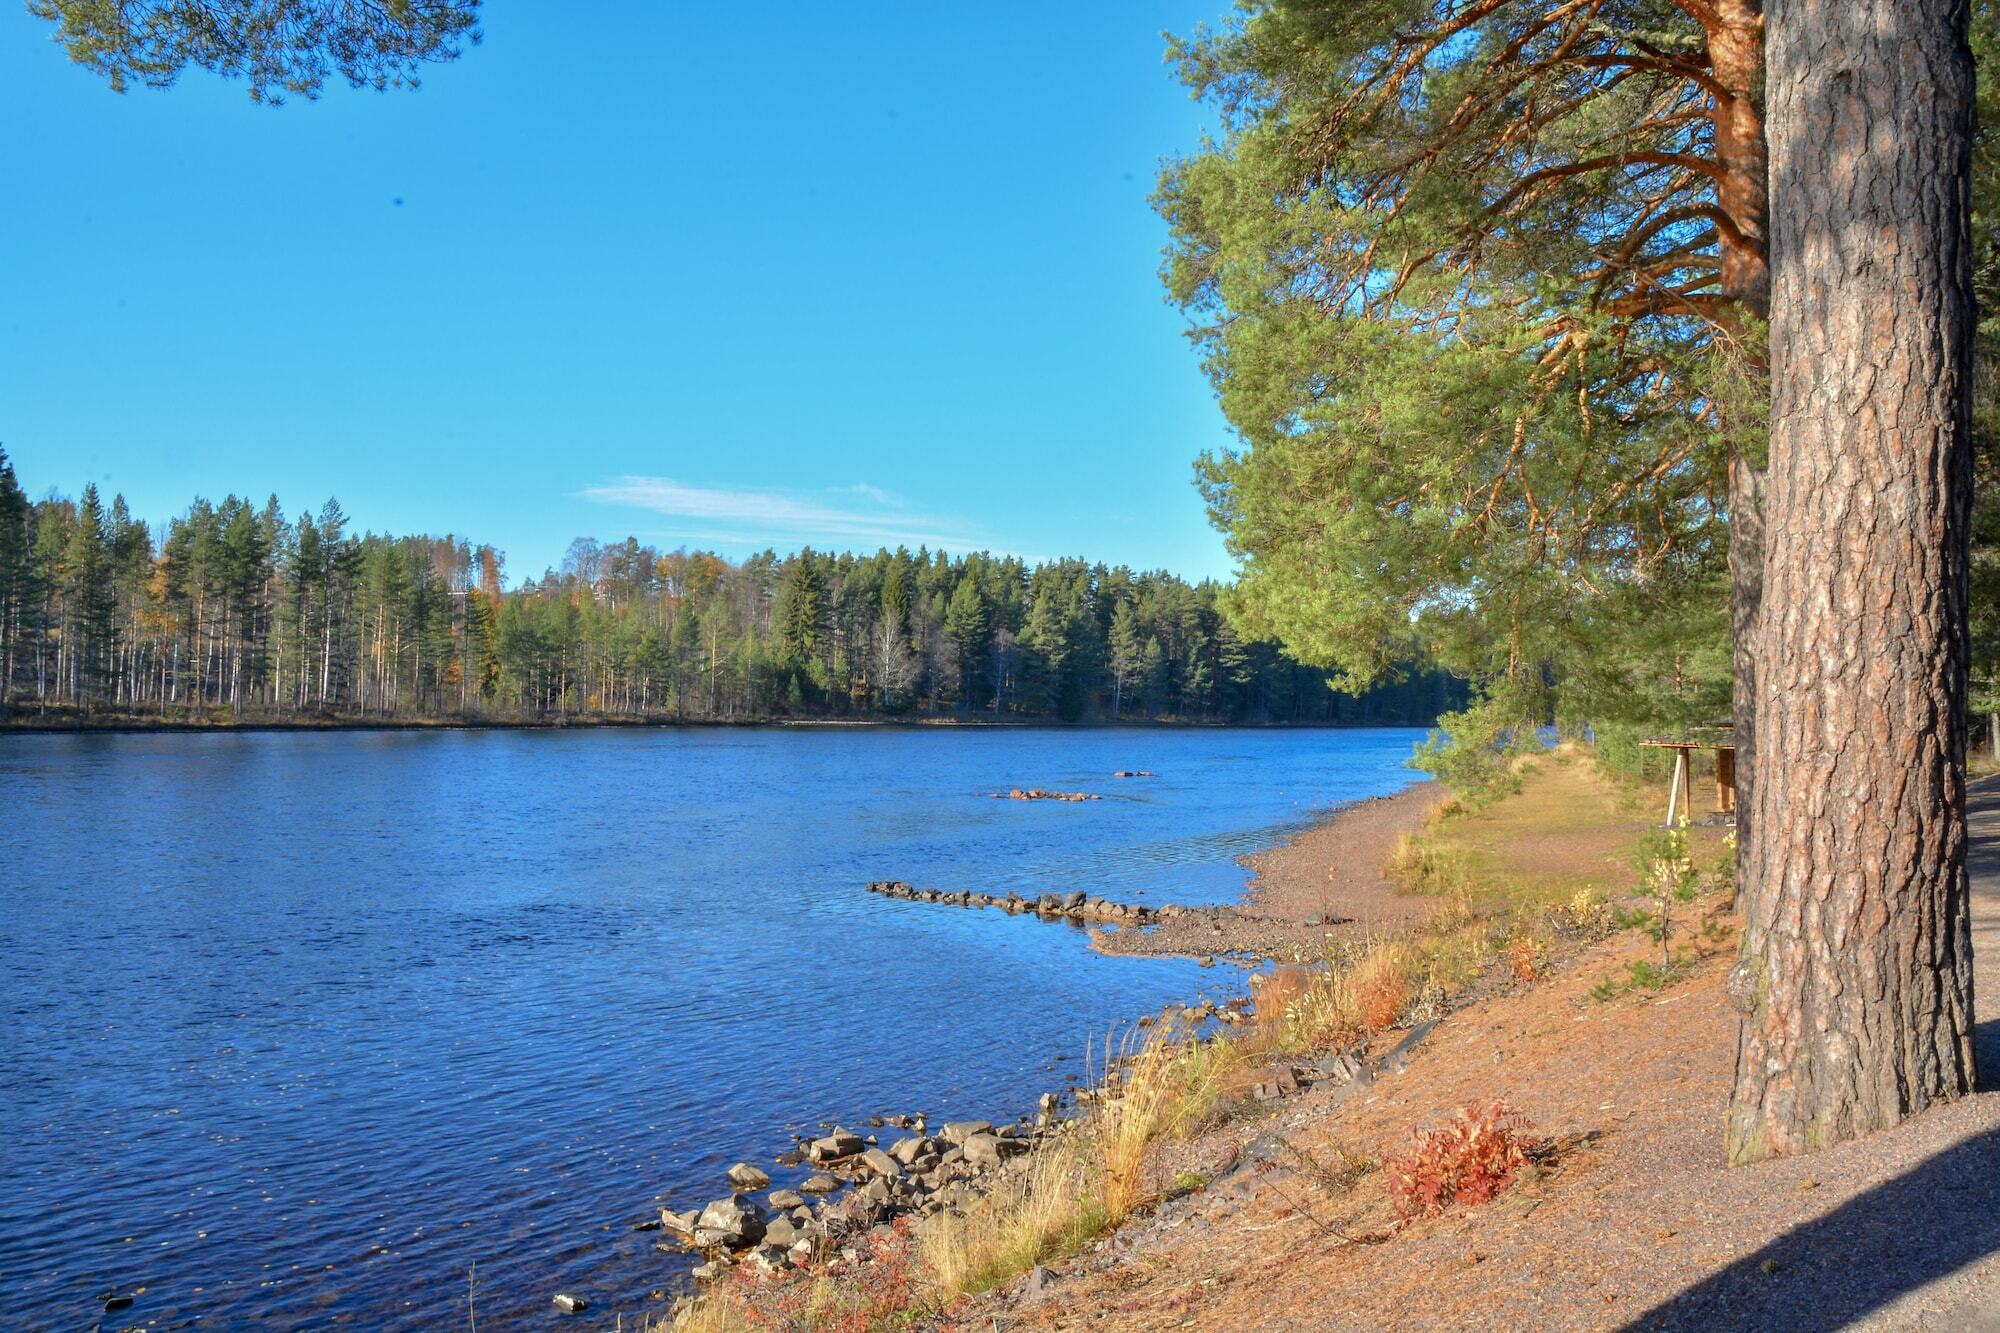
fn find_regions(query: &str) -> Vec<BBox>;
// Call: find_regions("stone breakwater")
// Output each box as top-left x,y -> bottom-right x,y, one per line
866,880 -> 1178,926
990,789 -> 1102,802
866,880 -> 1360,966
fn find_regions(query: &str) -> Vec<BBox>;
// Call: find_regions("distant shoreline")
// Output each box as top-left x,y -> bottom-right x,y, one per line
0,712 -> 1438,737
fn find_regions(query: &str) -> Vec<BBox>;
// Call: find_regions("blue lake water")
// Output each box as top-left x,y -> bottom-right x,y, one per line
0,725 -> 1424,1329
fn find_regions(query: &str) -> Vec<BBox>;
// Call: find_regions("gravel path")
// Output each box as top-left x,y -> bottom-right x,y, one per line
1004,776 -> 2000,1332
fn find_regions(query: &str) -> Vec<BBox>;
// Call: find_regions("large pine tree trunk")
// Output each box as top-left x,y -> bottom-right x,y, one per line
1727,0 -> 1978,1163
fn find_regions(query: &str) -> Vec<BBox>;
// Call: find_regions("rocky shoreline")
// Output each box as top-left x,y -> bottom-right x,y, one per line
627,782 -> 1445,1318
647,1113 -> 1056,1286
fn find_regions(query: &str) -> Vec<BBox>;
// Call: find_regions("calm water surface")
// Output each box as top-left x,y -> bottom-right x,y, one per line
0,725 -> 1423,1329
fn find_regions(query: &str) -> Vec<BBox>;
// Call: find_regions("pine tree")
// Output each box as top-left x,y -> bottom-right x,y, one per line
944,574 -> 990,711
1108,599 -> 1143,719
65,484 -> 116,708
0,447 -> 31,713
30,0 -> 482,103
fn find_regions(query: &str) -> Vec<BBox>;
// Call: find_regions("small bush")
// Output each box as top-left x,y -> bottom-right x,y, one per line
1610,903 -> 1659,934
1544,886 -> 1611,940
1506,936 -> 1545,985
1384,1101 -> 1536,1220
1358,967 -> 1412,1032
1387,838 -> 1477,897
1588,949 -> 1697,1002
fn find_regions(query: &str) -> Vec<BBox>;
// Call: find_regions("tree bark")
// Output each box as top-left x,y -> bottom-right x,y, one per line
1706,0 -> 1771,906
1727,0 -> 1978,1162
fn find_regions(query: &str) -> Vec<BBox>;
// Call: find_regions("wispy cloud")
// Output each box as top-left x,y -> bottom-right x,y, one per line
576,475 -> 978,552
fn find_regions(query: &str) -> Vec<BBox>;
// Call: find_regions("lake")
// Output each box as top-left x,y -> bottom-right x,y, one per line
0,725 -> 1425,1329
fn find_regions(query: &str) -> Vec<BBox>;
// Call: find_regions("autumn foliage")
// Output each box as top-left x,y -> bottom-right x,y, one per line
1385,1102 -> 1536,1221
1357,968 -> 1411,1033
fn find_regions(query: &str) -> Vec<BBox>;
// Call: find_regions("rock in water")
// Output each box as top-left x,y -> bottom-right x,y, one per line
767,1188 -> 805,1210
799,1172 -> 840,1194
552,1293 -> 588,1314
726,1162 -> 771,1190
808,1130 -> 864,1162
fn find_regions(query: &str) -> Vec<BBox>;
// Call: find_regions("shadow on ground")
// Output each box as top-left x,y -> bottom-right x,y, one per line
1624,1070 -> 2000,1330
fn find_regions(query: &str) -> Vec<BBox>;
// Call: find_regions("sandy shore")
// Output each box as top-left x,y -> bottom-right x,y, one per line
1092,780 -> 1446,963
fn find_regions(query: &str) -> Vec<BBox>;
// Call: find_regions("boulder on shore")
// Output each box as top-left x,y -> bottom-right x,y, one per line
938,1120 -> 995,1145
963,1133 -> 1010,1168
695,1195 -> 767,1249
888,1135 -> 933,1165
859,1147 -> 904,1179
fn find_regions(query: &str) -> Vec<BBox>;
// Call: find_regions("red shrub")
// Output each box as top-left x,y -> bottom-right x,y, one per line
1385,1101 -> 1535,1220
1507,937 -> 1543,986
1357,969 -> 1411,1032
742,1215 -> 926,1333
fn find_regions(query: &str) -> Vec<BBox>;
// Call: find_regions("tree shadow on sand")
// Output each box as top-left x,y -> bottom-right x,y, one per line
1624,1032 -> 2000,1331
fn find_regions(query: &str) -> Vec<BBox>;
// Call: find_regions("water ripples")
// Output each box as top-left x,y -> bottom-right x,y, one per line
0,725 -> 1422,1328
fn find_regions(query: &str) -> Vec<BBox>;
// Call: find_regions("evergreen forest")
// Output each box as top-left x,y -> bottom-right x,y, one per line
0,451 -> 1460,727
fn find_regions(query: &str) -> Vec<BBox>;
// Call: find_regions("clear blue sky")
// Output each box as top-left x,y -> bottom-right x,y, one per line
0,2 -> 1243,584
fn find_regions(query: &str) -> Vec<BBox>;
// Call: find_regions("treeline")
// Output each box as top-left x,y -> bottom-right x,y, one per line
0,452 -> 1461,727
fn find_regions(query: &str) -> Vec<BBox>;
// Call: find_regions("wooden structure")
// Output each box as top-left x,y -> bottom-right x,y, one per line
1640,732 -> 1737,826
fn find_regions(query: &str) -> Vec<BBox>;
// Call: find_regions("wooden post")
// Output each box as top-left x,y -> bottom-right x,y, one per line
1666,749 -> 1689,827
1715,746 -> 1736,814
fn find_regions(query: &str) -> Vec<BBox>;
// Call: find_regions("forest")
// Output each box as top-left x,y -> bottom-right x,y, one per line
0,451 -> 1459,727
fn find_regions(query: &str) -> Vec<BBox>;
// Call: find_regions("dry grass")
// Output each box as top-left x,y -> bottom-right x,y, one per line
920,1127 -> 1102,1296
662,748 -> 1686,1330
662,1022 -> 1221,1328
1390,746 -> 1727,920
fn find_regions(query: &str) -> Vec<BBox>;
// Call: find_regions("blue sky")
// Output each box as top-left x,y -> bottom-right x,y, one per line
1,2 -> 1243,583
